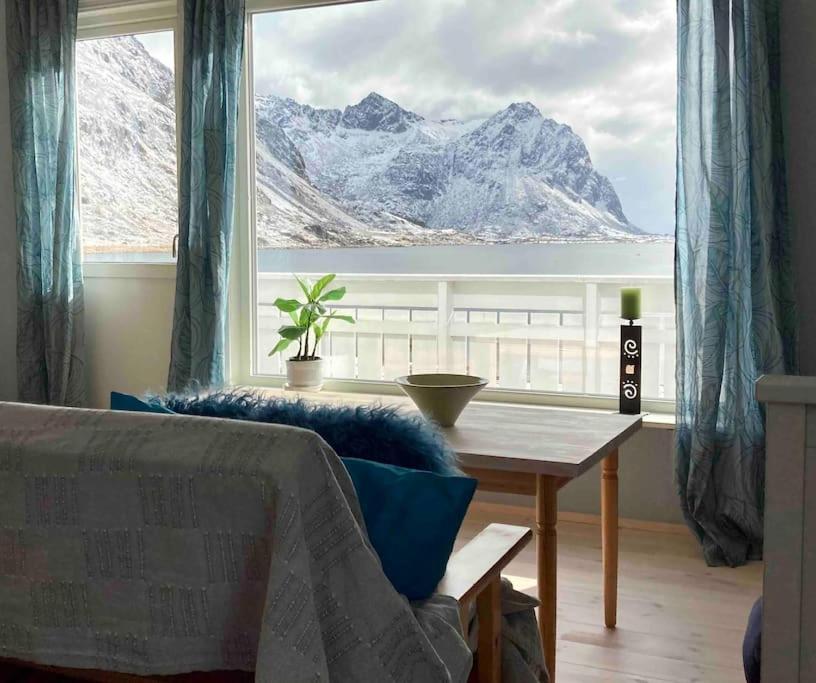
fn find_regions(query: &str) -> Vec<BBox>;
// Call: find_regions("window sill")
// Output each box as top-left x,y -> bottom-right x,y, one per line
240,375 -> 676,430
84,261 -> 176,279
641,413 -> 676,430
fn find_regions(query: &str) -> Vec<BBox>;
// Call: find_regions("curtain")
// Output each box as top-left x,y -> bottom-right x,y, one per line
6,0 -> 85,406
168,0 -> 245,392
675,0 -> 797,567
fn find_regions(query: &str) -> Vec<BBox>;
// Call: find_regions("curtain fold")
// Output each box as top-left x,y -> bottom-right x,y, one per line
6,0 -> 85,406
675,0 -> 797,567
168,0 -> 245,392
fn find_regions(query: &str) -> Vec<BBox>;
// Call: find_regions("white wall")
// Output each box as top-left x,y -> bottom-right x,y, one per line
0,9 -> 17,402
781,1 -> 816,374
83,264 -> 175,408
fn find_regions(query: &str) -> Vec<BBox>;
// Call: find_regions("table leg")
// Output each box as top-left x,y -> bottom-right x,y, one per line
536,474 -> 558,681
602,449 -> 619,629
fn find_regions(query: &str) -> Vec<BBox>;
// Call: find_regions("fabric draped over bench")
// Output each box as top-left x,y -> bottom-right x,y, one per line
0,403 -> 470,681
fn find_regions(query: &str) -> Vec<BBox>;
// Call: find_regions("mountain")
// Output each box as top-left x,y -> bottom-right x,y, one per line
76,36 -> 178,252
77,37 -> 645,253
253,92 -> 641,247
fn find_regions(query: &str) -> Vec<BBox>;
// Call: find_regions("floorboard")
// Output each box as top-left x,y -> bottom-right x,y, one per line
457,503 -> 762,683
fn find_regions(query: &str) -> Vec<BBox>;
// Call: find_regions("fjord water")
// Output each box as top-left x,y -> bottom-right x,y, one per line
256,241 -> 675,277
86,241 -> 675,277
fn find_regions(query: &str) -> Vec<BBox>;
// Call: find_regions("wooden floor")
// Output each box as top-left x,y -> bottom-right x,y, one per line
458,503 -> 762,683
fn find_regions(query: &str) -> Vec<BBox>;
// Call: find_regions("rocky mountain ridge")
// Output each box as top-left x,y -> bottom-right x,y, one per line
77,36 -> 646,252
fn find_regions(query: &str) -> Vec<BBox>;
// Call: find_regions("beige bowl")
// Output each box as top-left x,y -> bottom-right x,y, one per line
395,374 -> 488,427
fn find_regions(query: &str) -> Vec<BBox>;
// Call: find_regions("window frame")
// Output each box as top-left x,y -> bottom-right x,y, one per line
232,0 -> 676,415
76,0 -> 676,415
76,1 -> 181,267
77,0 -> 178,40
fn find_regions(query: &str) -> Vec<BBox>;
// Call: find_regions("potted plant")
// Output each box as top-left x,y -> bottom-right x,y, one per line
269,274 -> 354,390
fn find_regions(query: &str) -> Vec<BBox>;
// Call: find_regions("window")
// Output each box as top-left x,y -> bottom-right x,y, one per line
76,31 -> 177,262
246,0 -> 677,404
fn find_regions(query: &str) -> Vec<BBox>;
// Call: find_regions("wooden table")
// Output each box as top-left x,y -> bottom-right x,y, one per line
441,402 -> 642,681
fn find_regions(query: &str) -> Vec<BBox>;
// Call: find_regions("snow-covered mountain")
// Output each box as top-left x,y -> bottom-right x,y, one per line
254,92 -> 643,247
76,37 -> 178,252
77,37 -> 645,252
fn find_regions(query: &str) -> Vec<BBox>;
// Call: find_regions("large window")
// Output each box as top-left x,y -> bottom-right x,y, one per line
247,0 -> 677,403
76,31 -> 177,262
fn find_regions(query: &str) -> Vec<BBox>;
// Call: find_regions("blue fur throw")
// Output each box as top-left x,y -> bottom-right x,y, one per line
153,390 -> 460,475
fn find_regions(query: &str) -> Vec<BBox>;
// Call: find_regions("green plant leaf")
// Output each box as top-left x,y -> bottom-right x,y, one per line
316,313 -> 354,338
278,325 -> 306,340
273,298 -> 301,313
294,275 -> 313,301
319,286 -> 346,302
311,273 -> 336,300
288,310 -> 300,325
300,302 -> 324,321
312,321 -> 324,342
298,308 -> 310,326
269,338 -> 293,356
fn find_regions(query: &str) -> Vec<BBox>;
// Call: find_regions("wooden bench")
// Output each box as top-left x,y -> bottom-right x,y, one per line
0,523 -> 532,683
439,523 -> 533,683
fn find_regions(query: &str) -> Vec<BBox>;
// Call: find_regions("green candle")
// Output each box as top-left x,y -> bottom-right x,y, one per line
620,288 -> 641,321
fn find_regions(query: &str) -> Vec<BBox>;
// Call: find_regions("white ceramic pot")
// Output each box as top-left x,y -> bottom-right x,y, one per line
286,358 -> 324,391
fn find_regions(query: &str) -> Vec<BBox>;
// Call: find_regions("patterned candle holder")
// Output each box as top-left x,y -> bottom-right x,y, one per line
619,288 -> 642,415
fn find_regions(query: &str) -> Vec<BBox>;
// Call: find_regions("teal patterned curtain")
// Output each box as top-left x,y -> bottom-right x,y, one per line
168,0 -> 245,392
675,0 -> 797,566
6,0 -> 85,406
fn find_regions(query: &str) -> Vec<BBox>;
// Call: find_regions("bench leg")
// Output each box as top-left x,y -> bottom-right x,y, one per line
602,449 -> 619,629
472,576 -> 501,683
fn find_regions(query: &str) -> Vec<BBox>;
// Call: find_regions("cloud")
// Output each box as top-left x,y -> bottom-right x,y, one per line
138,30 -> 175,70
251,0 -> 676,233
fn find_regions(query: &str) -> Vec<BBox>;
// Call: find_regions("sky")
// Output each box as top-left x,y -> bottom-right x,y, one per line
138,31 -> 174,70
251,0 -> 677,235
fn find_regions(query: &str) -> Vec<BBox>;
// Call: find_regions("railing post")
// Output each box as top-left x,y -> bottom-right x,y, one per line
658,311 -> 666,399
584,283 -> 599,395
437,280 -> 454,372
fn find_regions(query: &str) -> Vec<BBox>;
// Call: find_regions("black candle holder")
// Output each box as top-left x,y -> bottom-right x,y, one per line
619,321 -> 641,415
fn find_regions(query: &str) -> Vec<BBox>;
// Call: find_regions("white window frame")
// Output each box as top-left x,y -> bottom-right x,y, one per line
77,0 -> 182,270
232,0 -> 675,415
74,0 -> 676,416
77,0 -> 178,38
231,0 -> 382,395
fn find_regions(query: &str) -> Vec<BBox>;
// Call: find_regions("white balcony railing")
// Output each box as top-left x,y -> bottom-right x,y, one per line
255,273 -> 676,401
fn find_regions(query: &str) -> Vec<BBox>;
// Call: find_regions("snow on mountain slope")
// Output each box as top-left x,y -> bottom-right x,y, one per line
77,36 -> 178,252
77,37 -> 646,252
255,92 -> 642,246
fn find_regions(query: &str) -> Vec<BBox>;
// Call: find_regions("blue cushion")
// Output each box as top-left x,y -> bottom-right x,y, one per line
110,391 -> 174,414
341,457 -> 476,600
155,390 -> 459,475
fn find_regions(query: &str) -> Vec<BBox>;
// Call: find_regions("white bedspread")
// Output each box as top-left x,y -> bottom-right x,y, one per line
0,403 -> 468,681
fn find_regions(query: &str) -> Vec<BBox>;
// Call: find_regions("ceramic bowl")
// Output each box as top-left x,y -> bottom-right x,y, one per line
395,373 -> 488,427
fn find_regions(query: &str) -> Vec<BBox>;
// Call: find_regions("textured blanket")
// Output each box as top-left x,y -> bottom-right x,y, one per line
0,403 -> 465,681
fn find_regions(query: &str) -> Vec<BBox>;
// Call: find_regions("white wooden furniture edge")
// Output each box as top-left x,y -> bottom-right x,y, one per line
756,374 -> 816,405
758,373 -> 816,682
438,523 -> 533,683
